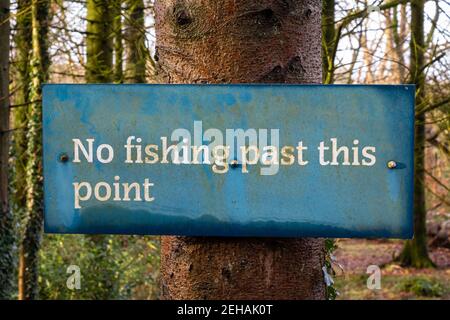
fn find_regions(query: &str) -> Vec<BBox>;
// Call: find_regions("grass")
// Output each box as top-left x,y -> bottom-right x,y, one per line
335,272 -> 450,300
397,276 -> 445,297
333,238 -> 450,300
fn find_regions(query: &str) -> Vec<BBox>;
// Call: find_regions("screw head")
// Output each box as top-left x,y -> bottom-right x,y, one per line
59,153 -> 69,163
387,160 -> 397,169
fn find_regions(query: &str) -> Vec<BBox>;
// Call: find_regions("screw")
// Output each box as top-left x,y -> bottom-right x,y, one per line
230,159 -> 239,169
59,153 -> 69,163
387,160 -> 397,169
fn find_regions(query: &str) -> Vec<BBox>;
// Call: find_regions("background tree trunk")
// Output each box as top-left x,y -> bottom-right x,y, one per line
391,5 -> 406,82
86,0 -> 113,82
85,0 -> 121,299
124,0 -> 146,83
361,19 -> 374,84
322,0 -> 334,84
0,0 -> 14,300
14,0 -> 32,299
155,0 -> 326,300
18,0 -> 50,300
113,0 -> 124,83
397,0 -> 434,268
12,0 -> 31,221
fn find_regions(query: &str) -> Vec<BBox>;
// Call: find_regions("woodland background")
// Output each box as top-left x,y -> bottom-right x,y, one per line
0,0 -> 449,300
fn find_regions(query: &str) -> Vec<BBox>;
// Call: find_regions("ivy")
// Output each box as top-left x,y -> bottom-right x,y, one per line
324,238 -> 340,300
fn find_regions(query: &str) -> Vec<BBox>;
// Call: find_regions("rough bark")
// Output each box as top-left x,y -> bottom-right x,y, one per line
0,0 -> 14,300
18,0 -> 50,300
397,0 -> 434,268
124,0 -> 146,82
86,0 -> 113,82
155,0 -> 326,300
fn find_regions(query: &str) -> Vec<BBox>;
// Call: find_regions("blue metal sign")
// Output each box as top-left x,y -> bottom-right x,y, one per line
43,84 -> 414,238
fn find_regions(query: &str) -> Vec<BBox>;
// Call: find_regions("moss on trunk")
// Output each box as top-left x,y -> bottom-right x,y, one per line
0,0 -> 14,300
18,0 -> 50,300
86,0 -> 114,82
397,0 -> 434,269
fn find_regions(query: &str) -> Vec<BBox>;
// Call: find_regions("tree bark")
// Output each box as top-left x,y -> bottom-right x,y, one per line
391,5 -> 406,82
155,0 -> 326,300
86,0 -> 113,82
85,0 -> 120,299
322,0 -> 334,83
18,0 -> 50,300
124,0 -> 146,82
398,0 -> 434,268
0,0 -> 14,300
14,0 -> 32,299
113,0 -> 124,83
12,0 -> 31,218
361,19 -> 374,84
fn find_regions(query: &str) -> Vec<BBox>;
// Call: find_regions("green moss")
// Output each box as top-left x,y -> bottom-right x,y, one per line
38,234 -> 161,299
397,277 -> 444,297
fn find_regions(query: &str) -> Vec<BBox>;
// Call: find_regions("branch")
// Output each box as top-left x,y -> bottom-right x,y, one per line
416,96 -> 450,116
425,185 -> 450,206
329,0 -> 412,81
9,100 -> 41,109
424,169 -> 450,192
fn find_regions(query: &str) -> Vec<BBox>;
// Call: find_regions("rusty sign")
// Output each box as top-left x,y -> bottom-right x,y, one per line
43,84 -> 414,238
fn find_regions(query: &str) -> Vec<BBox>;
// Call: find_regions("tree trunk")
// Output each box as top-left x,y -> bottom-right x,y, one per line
391,5 -> 406,82
14,0 -> 32,299
113,0 -> 124,83
12,0 -> 31,219
397,0 -> 434,268
361,19 -> 374,84
378,10 -> 393,82
155,0 -> 326,300
322,0 -> 334,84
18,0 -> 50,300
86,0 -> 113,82
85,0 -> 121,299
124,0 -> 146,83
0,0 -> 14,300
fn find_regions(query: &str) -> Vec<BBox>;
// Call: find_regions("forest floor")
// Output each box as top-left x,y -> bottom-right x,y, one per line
334,238 -> 450,300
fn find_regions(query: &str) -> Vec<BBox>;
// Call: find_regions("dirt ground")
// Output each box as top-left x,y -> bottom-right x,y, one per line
333,239 -> 450,299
